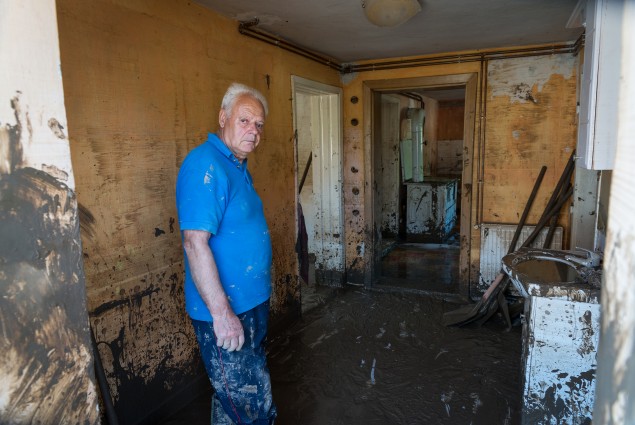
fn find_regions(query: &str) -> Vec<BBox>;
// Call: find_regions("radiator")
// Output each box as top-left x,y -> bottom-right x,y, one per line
479,223 -> 563,291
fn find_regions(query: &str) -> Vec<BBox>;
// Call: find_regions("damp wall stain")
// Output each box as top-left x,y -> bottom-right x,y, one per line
488,55 -> 575,102
54,0 -> 342,419
0,93 -> 99,423
85,257 -> 200,424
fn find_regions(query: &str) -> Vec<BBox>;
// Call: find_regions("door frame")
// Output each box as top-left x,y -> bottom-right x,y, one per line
362,73 -> 478,299
291,75 -> 345,286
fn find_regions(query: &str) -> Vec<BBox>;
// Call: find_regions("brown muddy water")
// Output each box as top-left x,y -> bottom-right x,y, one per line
269,288 -> 521,425
161,287 -> 522,425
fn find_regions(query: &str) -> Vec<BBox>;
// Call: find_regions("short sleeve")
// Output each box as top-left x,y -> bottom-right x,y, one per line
176,149 -> 228,235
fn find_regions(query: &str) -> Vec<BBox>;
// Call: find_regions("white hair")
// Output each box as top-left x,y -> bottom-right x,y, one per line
221,83 -> 268,117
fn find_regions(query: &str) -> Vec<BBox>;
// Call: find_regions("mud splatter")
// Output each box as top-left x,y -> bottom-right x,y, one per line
577,310 -> 595,356
0,93 -> 98,423
48,118 -> 66,139
512,83 -> 537,104
269,289 -> 522,424
78,202 -> 96,239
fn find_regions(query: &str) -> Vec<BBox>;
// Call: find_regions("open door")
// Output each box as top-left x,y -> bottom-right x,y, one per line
292,76 -> 345,287
364,73 -> 478,299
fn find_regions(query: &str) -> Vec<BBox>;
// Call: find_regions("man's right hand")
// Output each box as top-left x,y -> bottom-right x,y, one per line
183,229 -> 245,352
213,308 -> 245,352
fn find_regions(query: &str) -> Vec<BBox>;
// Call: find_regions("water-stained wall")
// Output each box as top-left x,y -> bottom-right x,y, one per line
55,0 -> 340,422
341,52 -> 578,290
0,1 -> 98,423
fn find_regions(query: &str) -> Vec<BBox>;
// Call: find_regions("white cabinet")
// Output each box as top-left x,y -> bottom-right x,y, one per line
521,295 -> 600,424
405,178 -> 457,243
576,0 -> 623,170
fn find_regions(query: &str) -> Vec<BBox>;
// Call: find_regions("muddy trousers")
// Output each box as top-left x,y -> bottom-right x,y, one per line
192,301 -> 277,425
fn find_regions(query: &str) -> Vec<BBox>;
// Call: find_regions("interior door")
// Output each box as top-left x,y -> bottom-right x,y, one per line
292,76 -> 345,287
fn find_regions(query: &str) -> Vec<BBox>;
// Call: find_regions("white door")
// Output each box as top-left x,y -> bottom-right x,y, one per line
292,76 -> 344,286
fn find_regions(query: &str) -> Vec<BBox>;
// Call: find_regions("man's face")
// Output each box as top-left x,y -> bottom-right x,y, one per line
219,95 -> 265,161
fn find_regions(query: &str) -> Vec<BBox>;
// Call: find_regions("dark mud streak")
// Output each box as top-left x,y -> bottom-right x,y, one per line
513,83 -> 537,104
0,93 -> 98,423
525,383 -> 570,424
90,285 -> 161,317
4,93 -> 25,172
91,277 -> 200,424
525,369 -> 595,424
96,326 -> 200,425
578,310 -> 595,356
78,202 -> 96,239
47,117 -> 66,139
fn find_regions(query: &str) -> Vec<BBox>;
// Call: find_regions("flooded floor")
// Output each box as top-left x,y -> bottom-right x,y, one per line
378,242 -> 461,294
160,286 -> 522,425
160,239 -> 521,424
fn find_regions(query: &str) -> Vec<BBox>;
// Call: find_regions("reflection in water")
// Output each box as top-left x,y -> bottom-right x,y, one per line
514,259 -> 581,284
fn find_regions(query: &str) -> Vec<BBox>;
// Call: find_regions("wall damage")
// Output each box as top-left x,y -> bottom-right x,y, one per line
0,91 -> 98,423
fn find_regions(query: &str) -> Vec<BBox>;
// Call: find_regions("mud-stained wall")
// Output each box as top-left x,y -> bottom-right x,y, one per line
56,0 -> 340,421
421,94 -> 439,177
483,55 -> 577,232
341,53 -> 578,289
0,1 -> 98,423
437,101 -> 465,177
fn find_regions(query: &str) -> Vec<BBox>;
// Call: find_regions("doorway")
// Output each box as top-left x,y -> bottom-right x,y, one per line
363,74 -> 478,299
292,76 -> 345,297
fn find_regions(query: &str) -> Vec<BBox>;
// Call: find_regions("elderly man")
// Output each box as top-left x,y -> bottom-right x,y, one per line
176,83 -> 276,424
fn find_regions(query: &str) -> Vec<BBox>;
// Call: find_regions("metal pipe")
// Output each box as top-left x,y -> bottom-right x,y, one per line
238,21 -> 343,72
91,328 -> 119,425
236,19 -> 580,74
400,92 -> 424,108
474,57 -> 486,226
348,45 -> 577,72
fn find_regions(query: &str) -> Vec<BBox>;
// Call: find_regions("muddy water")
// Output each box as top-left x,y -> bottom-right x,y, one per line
269,289 -> 522,425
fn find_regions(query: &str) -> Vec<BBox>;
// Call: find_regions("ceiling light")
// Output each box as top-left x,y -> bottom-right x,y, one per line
362,0 -> 421,27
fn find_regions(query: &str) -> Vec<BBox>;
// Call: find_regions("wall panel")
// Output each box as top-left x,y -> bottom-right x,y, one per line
56,0 -> 340,421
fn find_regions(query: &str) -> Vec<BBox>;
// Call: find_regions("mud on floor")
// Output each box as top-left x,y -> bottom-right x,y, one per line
269,288 -> 522,425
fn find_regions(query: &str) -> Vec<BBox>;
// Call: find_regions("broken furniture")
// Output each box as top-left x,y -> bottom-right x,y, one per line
502,247 -> 602,424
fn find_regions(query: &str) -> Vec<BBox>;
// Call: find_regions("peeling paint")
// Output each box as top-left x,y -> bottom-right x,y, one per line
489,55 -> 575,102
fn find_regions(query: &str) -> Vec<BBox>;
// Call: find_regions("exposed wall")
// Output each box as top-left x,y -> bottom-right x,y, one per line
341,52 -> 578,289
56,0 -> 340,422
437,101 -> 465,177
483,56 -> 577,231
421,95 -> 439,177
0,0 -> 98,423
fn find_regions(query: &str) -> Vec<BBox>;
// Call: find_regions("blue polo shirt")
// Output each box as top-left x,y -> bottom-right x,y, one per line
176,133 -> 272,321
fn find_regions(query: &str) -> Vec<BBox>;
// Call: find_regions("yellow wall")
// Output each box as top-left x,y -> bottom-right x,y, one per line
341,53 -> 578,289
56,0 -> 340,420
55,0 -> 579,417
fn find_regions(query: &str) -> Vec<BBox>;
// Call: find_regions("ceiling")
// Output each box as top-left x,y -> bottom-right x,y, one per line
193,0 -> 584,63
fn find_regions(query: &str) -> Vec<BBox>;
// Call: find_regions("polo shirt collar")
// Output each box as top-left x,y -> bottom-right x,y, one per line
207,132 -> 248,170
